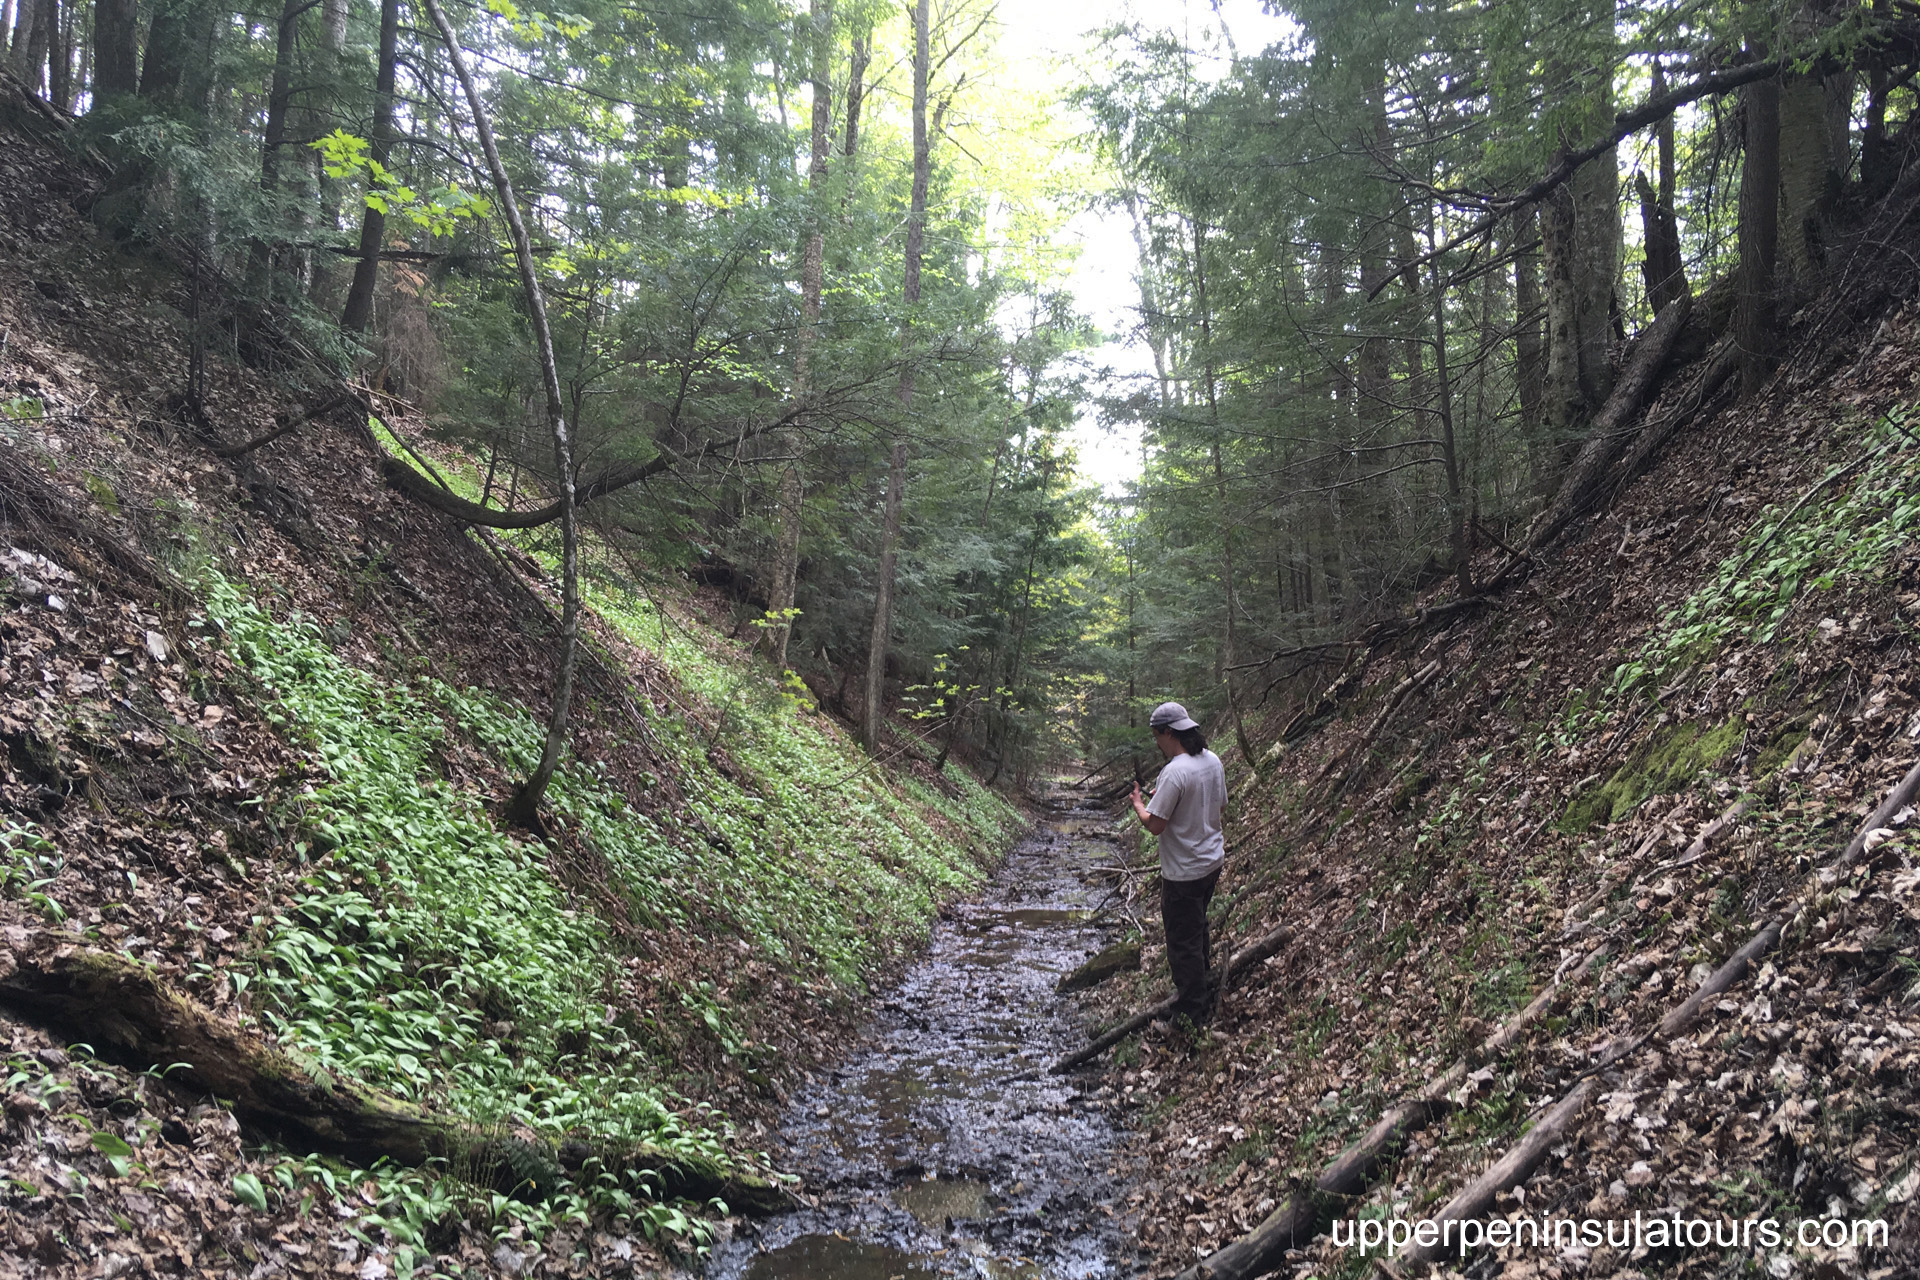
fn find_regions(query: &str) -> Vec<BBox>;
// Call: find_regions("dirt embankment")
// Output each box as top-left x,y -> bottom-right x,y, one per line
1085,314 -> 1920,1273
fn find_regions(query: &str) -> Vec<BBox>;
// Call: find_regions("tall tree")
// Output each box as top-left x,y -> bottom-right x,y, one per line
341,0 -> 400,334
92,0 -> 136,99
762,0 -> 835,670
862,0 -> 928,750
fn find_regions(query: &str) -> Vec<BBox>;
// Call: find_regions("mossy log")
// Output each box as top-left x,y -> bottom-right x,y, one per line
0,927 -> 792,1213
1058,939 -> 1141,993
1047,923 -> 1295,1074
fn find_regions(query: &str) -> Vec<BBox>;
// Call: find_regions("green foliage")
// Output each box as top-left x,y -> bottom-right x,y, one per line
0,822 -> 67,922
1609,410 -> 1920,698
311,131 -> 493,233
1562,718 -> 1742,832
200,574 -> 727,1221
193,566 -> 1011,1236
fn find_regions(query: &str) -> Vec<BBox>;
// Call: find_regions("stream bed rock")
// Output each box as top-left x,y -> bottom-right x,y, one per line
707,799 -> 1146,1280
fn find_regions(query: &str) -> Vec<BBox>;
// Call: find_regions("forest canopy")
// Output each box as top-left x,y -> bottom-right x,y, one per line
4,0 -> 1916,781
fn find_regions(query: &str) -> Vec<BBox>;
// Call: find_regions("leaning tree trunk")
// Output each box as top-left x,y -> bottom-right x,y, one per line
340,0 -> 400,334
90,0 -> 136,98
1528,289 -> 1692,549
860,0 -> 920,750
419,0 -> 580,829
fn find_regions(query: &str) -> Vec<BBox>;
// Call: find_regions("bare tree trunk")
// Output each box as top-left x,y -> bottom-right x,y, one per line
341,0 -> 399,334
763,0 -> 833,670
1637,61 -> 1688,316
860,0 -> 918,750
419,0 -> 580,829
1540,144 -> 1619,438
8,0 -> 47,89
1775,66 -> 1849,297
1736,64 -> 1781,396
1428,253 -> 1471,595
1193,217 -> 1255,767
49,0 -> 71,109
1510,207 -> 1548,494
306,0 -> 351,305
90,0 -> 136,98
142,0 -> 220,113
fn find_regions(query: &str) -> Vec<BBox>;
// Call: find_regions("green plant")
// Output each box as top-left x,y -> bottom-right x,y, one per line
0,822 -> 67,922
1610,408 -> 1920,698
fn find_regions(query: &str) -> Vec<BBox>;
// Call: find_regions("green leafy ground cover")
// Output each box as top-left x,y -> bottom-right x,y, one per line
195,563 -> 1014,1237
1610,407 -> 1920,697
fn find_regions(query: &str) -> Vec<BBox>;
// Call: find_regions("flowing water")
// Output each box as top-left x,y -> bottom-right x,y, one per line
706,797 -> 1146,1280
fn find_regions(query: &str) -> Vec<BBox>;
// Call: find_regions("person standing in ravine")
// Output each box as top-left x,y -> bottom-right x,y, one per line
1129,701 -> 1227,1035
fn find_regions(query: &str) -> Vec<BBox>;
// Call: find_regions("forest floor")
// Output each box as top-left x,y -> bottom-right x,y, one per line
1060,303 -> 1920,1275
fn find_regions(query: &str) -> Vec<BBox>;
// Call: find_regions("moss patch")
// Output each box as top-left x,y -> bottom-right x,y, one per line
1562,717 -> 1742,832
1752,714 -> 1813,779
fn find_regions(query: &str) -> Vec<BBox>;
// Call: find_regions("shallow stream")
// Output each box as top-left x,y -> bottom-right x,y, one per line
706,797 -> 1146,1280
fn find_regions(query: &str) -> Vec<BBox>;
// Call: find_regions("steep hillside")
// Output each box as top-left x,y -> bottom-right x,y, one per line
0,94 -> 1017,1277
1080,243 -> 1920,1277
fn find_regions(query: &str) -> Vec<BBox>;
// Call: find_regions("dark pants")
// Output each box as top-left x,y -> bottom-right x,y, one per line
1160,867 -> 1220,1024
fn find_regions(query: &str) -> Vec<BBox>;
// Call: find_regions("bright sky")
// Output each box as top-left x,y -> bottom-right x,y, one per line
995,0 -> 1297,497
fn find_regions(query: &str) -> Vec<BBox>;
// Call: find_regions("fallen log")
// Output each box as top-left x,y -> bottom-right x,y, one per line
1048,923 -> 1295,1074
1608,337 -> 1739,492
211,390 -> 362,458
1170,947 -> 1608,1280
1396,1080 -> 1600,1268
1174,1099 -> 1447,1280
1184,762 -> 1916,1278
1835,756 -> 1920,869
1529,290 -> 1693,552
0,927 -> 792,1213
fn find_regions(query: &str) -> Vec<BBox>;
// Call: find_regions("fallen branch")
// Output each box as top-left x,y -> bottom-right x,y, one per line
1396,1081 -> 1601,1267
1316,658 -> 1443,790
1047,923 -> 1295,1074
0,927 -> 792,1213
379,412 -> 797,530
211,390 -> 362,458
1171,947 -> 1607,1280
1378,762 -> 1909,1269
1609,338 -> 1739,490
1835,756 -> 1920,869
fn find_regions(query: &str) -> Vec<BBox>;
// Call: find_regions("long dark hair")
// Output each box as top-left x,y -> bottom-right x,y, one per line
1172,725 -> 1207,756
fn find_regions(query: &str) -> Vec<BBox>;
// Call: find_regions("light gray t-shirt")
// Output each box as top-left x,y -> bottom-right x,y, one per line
1147,749 -> 1226,881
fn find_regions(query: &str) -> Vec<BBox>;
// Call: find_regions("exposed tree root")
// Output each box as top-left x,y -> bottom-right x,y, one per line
0,927 -> 794,1213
